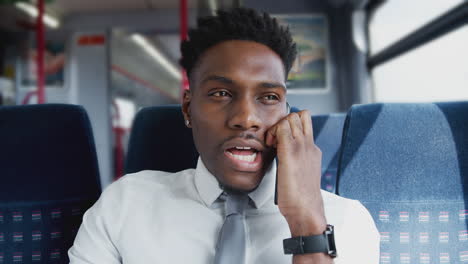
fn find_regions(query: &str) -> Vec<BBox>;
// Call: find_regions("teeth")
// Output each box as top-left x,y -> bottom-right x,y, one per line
235,146 -> 252,150
227,152 -> 257,162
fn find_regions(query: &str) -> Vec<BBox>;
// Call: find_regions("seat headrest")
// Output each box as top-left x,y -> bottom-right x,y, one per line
0,104 -> 101,201
125,105 -> 198,174
337,102 -> 468,201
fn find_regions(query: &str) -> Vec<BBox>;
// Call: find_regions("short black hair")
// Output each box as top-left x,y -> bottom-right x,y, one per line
180,7 -> 297,82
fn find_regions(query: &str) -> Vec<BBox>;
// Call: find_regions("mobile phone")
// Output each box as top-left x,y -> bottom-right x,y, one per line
274,102 -> 292,205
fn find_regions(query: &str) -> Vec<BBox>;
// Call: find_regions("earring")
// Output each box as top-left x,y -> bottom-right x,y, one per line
185,119 -> 191,127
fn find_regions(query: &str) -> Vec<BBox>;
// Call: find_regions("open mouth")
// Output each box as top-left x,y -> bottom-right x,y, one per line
222,140 -> 265,171
225,146 -> 259,163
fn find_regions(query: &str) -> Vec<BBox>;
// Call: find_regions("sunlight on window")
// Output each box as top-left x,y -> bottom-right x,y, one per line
369,0 -> 467,102
370,0 -> 464,54
372,27 -> 468,102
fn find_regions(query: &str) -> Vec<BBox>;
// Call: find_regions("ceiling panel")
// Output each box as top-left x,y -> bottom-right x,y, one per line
46,0 -> 198,17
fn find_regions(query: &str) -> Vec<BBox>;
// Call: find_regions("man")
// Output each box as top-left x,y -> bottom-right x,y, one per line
69,8 -> 379,264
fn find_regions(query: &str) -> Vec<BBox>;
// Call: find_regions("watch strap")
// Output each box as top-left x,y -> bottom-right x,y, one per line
283,225 -> 337,257
283,235 -> 328,254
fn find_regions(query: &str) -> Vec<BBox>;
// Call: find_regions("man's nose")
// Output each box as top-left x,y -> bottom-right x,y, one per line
227,100 -> 261,131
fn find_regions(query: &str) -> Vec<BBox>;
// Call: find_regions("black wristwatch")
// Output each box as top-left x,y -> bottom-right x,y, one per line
283,224 -> 337,258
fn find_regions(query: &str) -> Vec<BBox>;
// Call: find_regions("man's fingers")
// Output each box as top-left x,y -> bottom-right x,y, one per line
287,113 -> 303,139
298,110 -> 313,138
275,119 -> 294,142
266,112 -> 311,148
265,125 -> 277,147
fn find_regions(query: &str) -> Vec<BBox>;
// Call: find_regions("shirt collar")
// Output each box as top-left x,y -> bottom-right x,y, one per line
194,157 -> 276,209
194,157 -> 224,207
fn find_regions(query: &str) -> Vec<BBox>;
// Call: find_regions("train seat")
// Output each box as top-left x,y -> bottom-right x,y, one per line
0,104 -> 101,264
336,102 -> 468,263
311,113 -> 346,193
125,105 -> 346,194
125,105 -> 198,174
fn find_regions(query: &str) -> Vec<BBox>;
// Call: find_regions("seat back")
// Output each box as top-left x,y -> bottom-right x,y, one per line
125,105 -> 198,174
337,102 -> 468,263
312,114 -> 346,193
0,104 -> 101,264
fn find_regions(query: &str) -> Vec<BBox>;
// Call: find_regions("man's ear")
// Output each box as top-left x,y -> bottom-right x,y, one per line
181,89 -> 192,127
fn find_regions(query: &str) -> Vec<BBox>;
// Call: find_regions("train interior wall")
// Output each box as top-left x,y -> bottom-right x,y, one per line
0,1 -> 371,187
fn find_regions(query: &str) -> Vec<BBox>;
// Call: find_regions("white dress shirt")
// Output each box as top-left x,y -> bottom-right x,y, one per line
69,158 -> 380,263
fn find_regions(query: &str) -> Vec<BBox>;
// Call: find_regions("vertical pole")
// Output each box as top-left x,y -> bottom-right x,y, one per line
37,0 -> 45,103
180,0 -> 189,100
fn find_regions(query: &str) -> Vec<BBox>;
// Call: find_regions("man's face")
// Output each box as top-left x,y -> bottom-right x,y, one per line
182,40 -> 288,193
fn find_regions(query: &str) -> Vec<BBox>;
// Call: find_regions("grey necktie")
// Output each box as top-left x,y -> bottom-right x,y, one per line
214,193 -> 249,264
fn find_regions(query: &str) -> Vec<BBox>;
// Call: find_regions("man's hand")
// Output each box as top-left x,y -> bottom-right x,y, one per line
266,110 -> 332,263
266,110 -> 326,237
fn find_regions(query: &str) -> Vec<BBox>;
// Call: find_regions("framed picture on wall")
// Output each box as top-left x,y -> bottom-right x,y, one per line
274,14 -> 330,93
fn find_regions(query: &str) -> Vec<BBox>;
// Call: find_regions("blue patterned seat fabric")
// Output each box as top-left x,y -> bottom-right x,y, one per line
337,102 -> 468,264
0,104 -> 101,264
125,105 -> 345,193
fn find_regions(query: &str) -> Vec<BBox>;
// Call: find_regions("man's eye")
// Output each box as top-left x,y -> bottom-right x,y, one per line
262,94 -> 279,101
210,91 -> 231,97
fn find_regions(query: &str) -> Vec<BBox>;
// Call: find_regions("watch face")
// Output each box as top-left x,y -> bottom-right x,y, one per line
326,225 -> 337,258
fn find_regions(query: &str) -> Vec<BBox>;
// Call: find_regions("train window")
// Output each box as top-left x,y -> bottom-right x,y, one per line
371,26 -> 468,102
110,30 -> 181,107
369,0 -> 464,54
0,77 -> 14,105
20,36 -> 66,89
113,97 -> 136,129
